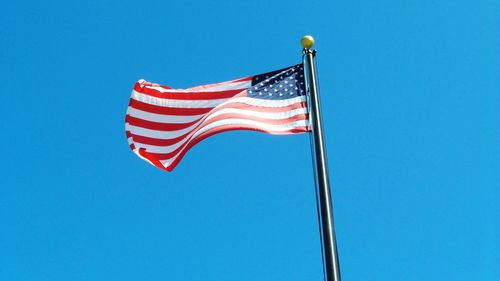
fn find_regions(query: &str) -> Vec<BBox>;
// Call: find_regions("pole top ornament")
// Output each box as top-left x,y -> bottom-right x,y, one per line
301,35 -> 315,49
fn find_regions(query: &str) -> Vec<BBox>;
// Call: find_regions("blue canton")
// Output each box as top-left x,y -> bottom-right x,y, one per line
248,64 -> 306,100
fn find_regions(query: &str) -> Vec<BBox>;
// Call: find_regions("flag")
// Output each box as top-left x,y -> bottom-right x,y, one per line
125,63 -> 310,171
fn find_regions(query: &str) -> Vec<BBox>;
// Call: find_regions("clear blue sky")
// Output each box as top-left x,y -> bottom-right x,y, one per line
1,0 -> 498,280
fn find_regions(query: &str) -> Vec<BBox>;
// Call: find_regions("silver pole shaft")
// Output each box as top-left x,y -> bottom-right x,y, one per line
304,49 -> 342,281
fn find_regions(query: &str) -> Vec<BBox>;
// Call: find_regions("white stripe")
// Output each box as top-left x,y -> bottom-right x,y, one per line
192,118 -> 309,138
160,119 -> 309,166
131,90 -> 230,108
205,107 -> 307,121
132,90 -> 306,109
125,120 -> 202,139
126,107 -> 203,124
212,95 -> 307,109
129,135 -> 187,154
192,80 -> 252,92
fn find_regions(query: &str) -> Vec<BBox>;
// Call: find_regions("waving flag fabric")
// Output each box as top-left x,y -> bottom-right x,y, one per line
125,64 -> 310,171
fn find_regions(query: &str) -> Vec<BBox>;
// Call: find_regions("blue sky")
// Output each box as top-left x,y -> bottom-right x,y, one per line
1,0 -> 498,280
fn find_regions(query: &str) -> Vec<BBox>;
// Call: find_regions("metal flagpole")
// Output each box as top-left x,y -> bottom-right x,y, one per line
302,35 -> 342,281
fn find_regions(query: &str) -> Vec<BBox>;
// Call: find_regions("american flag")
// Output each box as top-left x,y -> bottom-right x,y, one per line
125,64 -> 311,171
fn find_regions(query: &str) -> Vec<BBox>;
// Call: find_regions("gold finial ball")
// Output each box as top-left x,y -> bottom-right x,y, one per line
301,35 -> 315,49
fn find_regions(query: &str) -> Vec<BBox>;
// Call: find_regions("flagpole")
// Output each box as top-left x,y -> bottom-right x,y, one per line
302,35 -> 342,281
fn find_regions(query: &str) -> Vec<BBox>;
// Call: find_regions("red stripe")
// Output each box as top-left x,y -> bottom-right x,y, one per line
207,100 -> 308,113
138,148 -> 168,171
232,76 -> 253,83
135,81 -> 171,89
184,76 -> 253,90
135,84 -> 244,100
125,115 -> 201,131
204,113 -> 309,126
126,130 -> 192,146
129,99 -> 213,115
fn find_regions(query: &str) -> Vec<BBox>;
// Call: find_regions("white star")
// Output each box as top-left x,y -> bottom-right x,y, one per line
285,88 -> 288,91
274,89 -> 278,92
268,93 -> 272,96
279,85 -> 283,88
264,88 -> 268,92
